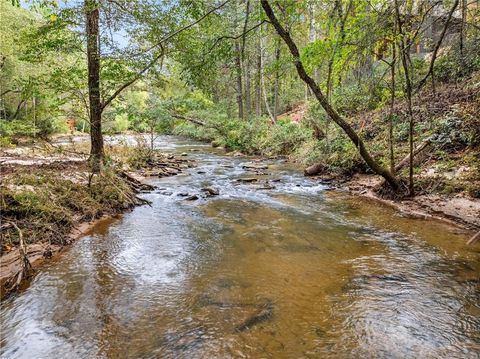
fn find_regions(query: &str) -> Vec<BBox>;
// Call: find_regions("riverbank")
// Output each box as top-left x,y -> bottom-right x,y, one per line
328,173 -> 480,231
0,141 -> 194,298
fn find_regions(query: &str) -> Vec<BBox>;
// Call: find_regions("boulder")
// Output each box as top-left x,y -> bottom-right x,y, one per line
201,187 -> 219,196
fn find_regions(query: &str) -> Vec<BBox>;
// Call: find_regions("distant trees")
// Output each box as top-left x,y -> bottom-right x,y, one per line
0,2 -> 84,139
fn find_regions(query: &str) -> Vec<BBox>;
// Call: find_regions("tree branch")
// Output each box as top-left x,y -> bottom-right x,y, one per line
0,89 -> 21,97
99,0 -> 231,111
207,20 -> 269,54
171,113 -> 206,126
415,0 -> 459,93
140,0 -> 231,56
101,45 -> 164,110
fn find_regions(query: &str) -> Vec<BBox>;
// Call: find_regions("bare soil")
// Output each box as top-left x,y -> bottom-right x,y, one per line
337,173 -> 480,231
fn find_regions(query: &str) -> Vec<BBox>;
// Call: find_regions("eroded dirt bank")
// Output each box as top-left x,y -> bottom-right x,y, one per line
332,173 -> 480,231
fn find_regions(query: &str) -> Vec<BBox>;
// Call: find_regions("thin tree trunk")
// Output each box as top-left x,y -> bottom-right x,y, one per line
32,96 -> 36,138
308,2 -> 315,47
260,30 -> 274,123
273,39 -> 280,122
261,0 -> 399,189
255,38 -> 262,117
148,123 -> 154,151
308,1 -> 318,86
241,0 -> 251,119
395,0 -> 414,196
460,0 -> 466,58
235,41 -> 244,120
389,40 -> 396,175
415,0 -> 459,93
244,59 -> 251,118
85,0 -> 104,172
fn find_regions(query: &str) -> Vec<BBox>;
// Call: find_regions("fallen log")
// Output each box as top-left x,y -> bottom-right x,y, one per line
237,177 -> 258,183
118,171 -> 155,191
395,139 -> 432,173
304,162 -> 327,176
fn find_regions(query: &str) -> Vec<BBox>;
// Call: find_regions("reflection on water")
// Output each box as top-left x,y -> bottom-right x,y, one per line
1,136 -> 479,359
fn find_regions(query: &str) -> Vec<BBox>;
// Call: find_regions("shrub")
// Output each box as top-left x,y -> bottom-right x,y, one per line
435,38 -> 480,82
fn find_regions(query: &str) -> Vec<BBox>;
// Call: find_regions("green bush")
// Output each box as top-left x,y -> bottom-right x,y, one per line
260,120 -> 310,156
435,38 -> 480,82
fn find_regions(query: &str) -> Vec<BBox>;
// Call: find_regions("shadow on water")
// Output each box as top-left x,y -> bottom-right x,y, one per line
1,135 -> 479,359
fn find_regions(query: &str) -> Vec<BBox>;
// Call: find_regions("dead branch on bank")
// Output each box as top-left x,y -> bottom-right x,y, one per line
394,139 -> 432,173
1,222 -> 33,292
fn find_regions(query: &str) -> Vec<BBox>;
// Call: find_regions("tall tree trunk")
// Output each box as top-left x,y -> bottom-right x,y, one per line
260,33 -> 274,123
273,39 -> 280,122
395,0 -> 414,196
261,0 -> 399,190
241,0 -> 251,119
255,38 -> 262,117
235,42 -> 244,120
308,1 -> 318,85
244,59 -> 251,118
85,0 -> 104,172
460,0 -> 466,58
389,41 -> 396,175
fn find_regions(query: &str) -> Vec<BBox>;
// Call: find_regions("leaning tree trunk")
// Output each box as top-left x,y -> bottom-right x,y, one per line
85,0 -> 104,172
261,0 -> 399,190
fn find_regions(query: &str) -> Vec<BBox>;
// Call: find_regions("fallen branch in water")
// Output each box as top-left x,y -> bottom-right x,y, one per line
467,231 -> 480,245
234,300 -> 273,332
118,170 -> 155,192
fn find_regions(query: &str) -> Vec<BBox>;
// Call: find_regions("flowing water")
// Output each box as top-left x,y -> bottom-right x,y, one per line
1,136 -> 479,359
